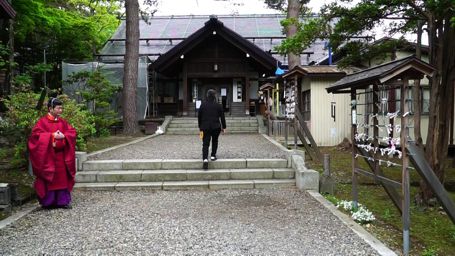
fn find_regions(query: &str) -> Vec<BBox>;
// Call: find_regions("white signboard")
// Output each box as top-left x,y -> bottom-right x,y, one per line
221,88 -> 227,96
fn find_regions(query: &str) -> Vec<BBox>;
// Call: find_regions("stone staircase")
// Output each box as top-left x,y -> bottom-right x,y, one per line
74,158 -> 295,190
166,117 -> 259,135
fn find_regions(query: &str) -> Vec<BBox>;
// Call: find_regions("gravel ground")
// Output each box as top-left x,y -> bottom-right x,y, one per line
0,189 -> 379,255
88,134 -> 289,160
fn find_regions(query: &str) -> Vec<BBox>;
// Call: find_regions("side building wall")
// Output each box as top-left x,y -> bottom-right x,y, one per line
304,77 -> 351,146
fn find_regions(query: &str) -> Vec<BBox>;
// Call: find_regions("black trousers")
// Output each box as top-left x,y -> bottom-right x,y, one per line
202,128 -> 221,160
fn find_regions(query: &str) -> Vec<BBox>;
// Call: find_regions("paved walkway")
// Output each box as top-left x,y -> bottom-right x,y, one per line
0,189 -> 384,255
0,134 -> 397,255
88,134 -> 289,160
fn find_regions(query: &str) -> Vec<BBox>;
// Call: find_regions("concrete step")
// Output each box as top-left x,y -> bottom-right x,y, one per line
82,158 -> 289,171
74,179 -> 296,191
166,130 -> 258,135
166,130 -> 200,135
167,126 -> 257,132
168,122 -> 258,128
76,168 -> 295,183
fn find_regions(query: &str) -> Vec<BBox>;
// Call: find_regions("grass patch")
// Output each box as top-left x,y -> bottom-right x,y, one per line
305,146 -> 455,256
85,134 -> 146,153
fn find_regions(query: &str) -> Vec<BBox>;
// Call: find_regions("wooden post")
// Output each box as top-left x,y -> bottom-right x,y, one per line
245,77 -> 250,115
182,62 -> 188,116
285,117 -> 288,149
294,75 -> 298,149
401,78 -> 410,256
351,90 -> 358,207
373,84 -> 380,182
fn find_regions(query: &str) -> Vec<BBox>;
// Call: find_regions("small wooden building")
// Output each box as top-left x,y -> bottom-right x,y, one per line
283,65 -> 347,146
98,14 -> 328,117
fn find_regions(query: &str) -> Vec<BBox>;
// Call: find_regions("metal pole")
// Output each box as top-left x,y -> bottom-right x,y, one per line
401,79 -> 410,256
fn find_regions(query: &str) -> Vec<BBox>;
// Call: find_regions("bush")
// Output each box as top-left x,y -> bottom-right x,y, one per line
1,92 -> 96,166
66,68 -> 120,136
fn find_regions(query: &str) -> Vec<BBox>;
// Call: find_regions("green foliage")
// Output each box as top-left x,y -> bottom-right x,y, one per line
11,63 -> 53,93
422,247 -> 438,256
382,208 -> 392,221
335,37 -> 408,68
450,225 -> 455,241
324,193 -> 339,205
0,43 -> 13,70
276,17 -> 328,55
1,92 -> 95,166
13,0 -> 121,61
66,68 -> 120,136
58,94 -> 97,150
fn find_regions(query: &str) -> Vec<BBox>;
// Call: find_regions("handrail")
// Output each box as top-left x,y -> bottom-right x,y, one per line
295,108 -> 322,161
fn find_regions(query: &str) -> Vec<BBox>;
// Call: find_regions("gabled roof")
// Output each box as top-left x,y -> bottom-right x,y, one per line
326,56 -> 435,93
150,16 -> 278,73
0,0 -> 15,19
317,37 -> 429,65
283,65 -> 345,79
98,14 -> 329,65
259,82 -> 274,91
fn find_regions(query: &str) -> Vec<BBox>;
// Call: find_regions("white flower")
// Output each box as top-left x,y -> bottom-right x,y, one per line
336,200 -> 375,224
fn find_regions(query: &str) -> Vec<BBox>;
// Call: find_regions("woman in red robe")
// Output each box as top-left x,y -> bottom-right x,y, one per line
28,97 -> 77,209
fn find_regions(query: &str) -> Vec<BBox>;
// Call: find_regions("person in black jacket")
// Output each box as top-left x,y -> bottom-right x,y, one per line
198,89 -> 227,170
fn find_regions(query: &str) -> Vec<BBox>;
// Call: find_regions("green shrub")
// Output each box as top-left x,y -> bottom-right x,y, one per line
1,92 -> 96,166
66,68 -> 120,136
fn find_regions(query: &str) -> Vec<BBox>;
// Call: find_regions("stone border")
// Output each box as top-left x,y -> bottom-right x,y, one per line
291,154 -> 319,191
307,191 -> 398,256
0,203 -> 39,230
87,116 -> 173,159
256,115 -> 266,134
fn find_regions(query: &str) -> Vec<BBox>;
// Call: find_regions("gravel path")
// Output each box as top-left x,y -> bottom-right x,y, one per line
89,134 -> 289,160
0,189 -> 379,255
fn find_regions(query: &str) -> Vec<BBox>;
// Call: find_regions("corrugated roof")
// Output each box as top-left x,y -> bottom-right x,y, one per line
283,65 -> 345,79
99,14 -> 328,65
301,66 -> 344,74
326,56 -> 435,93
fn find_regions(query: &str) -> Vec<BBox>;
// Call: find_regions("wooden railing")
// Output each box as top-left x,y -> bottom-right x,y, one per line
294,108 -> 322,162
266,108 -> 322,162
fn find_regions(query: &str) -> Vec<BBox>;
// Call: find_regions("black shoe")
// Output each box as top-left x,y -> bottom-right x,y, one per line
203,159 -> 208,170
61,204 -> 72,209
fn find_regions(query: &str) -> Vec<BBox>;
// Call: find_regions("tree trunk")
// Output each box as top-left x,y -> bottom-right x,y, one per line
413,20 -> 423,147
286,0 -> 300,69
422,16 -> 455,203
122,0 -> 140,135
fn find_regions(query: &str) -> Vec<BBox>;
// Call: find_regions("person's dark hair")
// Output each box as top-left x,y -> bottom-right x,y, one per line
47,97 -> 63,109
206,89 -> 216,102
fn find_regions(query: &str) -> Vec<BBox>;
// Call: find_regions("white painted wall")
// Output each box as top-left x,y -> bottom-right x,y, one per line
305,77 -> 352,146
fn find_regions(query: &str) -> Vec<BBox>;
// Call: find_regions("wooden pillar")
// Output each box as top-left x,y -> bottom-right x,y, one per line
182,62 -> 188,116
373,84 -> 380,181
351,89 -> 358,207
294,75 -> 298,149
401,78 -> 410,256
245,76 -> 250,115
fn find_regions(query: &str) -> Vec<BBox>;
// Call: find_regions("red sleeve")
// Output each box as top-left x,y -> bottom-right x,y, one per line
27,118 -> 55,182
61,119 -> 77,179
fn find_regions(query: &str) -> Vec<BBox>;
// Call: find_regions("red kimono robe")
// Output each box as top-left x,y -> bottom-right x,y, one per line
28,114 -> 77,199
